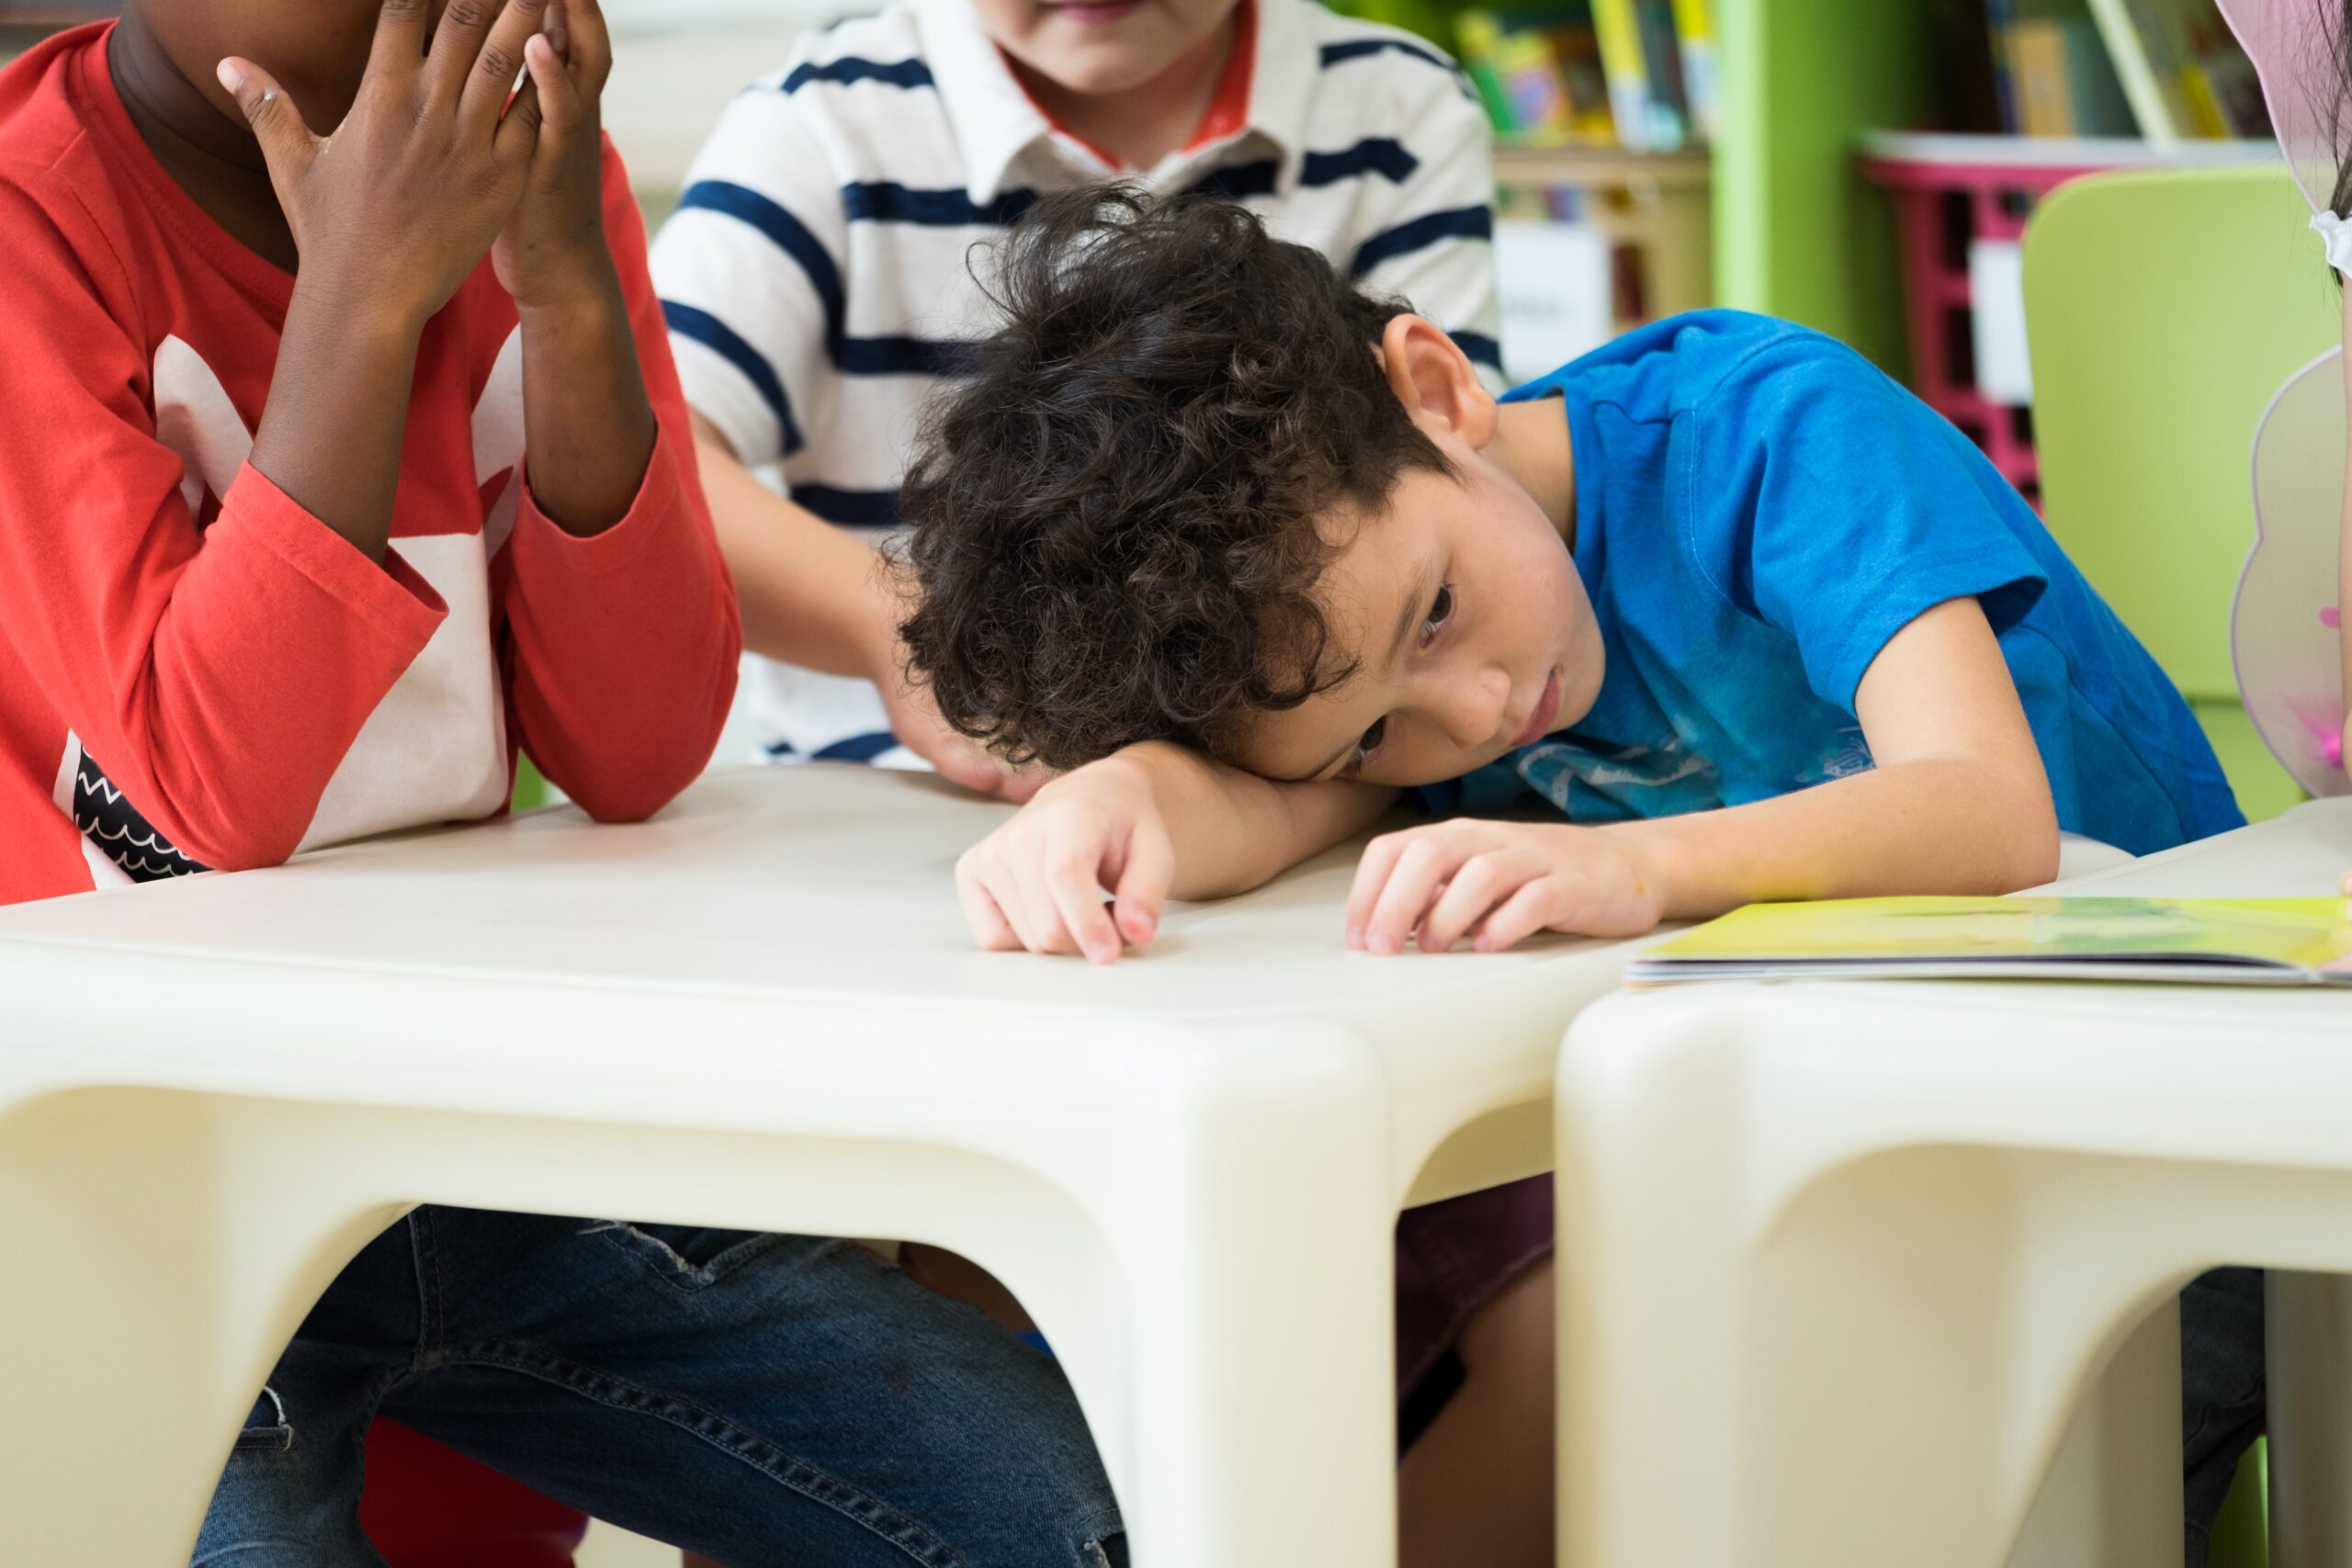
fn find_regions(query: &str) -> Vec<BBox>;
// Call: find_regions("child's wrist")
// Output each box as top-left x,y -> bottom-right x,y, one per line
1597,820 -> 1686,921
509,243 -> 620,322
288,267 -> 436,345
283,279 -> 430,364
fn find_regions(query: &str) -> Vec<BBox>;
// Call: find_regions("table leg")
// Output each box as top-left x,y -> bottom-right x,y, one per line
1555,1004 -> 2190,1568
0,1087 -> 410,1566
2006,1297 -> 2183,1568
0,1027 -> 1406,1568
1102,1022 -> 1400,1568
2267,1269 -> 2352,1566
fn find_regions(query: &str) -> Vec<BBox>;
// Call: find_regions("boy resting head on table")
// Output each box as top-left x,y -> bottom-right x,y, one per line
899,186 -> 2251,1568
905,188 -> 2245,964
0,1 -> 1126,1562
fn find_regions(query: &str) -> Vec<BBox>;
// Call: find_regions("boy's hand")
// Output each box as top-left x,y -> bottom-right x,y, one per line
879,671 -> 1051,802
956,757 -> 1174,964
219,0 -> 550,332
1346,819 -> 1668,954
492,0 -> 621,311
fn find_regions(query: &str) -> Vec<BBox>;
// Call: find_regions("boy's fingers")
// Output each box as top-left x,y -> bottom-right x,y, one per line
956,851 -> 1029,952
1041,838 -> 1122,964
1345,832 -> 1412,943
514,32 -> 581,143
558,0 -> 616,94
1471,879 -> 1558,954
421,0 -> 496,102
215,60 -> 321,175
1362,837 -> 1456,955
956,871 -> 1023,953
1110,827 -> 1171,949
1003,840 -> 1078,956
497,70 -> 545,161
462,0 -> 553,130
368,0 -> 433,78
1420,851 -> 1518,953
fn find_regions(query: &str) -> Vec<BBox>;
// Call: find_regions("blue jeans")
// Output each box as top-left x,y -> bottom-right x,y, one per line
194,1208 -> 1125,1567
2182,1266 -> 2267,1568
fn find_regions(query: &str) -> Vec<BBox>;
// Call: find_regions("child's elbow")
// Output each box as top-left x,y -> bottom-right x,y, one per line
1988,772 -> 2062,891
563,764 -> 700,827
560,751 -> 706,827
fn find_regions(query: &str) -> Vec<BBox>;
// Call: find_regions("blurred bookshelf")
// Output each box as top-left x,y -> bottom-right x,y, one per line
2,0 -> 2280,413
1342,0 -> 2279,447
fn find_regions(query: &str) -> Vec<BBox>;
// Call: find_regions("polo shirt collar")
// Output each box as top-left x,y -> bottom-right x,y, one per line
1238,0 -> 1315,173
910,0 -> 1314,204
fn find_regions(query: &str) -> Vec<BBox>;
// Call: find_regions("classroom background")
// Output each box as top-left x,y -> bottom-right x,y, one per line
0,0 -> 2305,826
0,2 -> 2328,1564
0,0 -> 2309,806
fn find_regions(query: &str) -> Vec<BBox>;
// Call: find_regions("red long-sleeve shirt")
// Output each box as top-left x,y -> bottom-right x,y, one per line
0,26 -> 740,904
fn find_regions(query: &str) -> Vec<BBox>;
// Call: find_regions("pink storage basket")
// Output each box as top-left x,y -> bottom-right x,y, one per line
1860,134 -> 2152,506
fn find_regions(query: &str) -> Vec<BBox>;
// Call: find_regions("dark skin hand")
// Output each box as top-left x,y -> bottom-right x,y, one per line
110,0 -> 654,562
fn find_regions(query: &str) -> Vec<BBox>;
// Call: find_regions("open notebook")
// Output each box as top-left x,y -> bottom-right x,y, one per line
1627,897 -> 2352,987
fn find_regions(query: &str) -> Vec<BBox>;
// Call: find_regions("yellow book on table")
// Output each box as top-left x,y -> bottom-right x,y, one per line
1627,897 -> 2352,987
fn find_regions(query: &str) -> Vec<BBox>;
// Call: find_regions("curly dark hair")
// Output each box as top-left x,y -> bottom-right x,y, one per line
895,186 -> 1453,772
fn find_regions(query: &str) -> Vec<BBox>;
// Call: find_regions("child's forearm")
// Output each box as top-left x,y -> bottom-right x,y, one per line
517,257 -> 659,536
1607,750 -> 2061,919
245,288 -> 428,564
693,413 -> 896,677
1121,741 -> 1397,898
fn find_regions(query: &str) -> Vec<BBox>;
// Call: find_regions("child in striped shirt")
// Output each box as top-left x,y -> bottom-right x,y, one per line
650,0 -> 1500,788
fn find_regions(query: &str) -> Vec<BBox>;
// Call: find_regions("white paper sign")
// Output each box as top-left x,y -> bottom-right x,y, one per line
1495,220 -> 1614,385
1969,238 -> 2034,405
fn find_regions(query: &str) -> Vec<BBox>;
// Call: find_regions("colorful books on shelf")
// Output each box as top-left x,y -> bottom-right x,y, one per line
2008,10 -> 2138,135
2086,0 -> 2268,141
1984,0 -> 2139,136
1973,0 -> 2266,141
1454,0 -> 1715,150
1626,897 -> 2352,987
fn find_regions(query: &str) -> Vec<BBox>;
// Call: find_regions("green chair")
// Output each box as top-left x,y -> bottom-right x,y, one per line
2022,163 -> 2339,822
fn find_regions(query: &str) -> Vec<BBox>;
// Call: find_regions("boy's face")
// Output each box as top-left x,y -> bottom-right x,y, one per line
130,0 -> 444,134
971,0 -> 1241,96
1231,455 -> 1604,791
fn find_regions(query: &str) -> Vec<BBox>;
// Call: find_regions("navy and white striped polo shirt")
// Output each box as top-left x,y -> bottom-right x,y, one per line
650,0 -> 1501,765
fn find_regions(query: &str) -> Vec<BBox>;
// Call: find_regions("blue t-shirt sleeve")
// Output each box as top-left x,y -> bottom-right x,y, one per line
1695,339 -> 2050,711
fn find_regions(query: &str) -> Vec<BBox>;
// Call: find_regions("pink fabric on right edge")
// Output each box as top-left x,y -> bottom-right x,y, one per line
2217,0 -> 2350,212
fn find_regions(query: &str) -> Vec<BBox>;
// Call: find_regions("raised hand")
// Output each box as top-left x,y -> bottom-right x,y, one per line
216,0 -> 551,333
491,0 -> 619,311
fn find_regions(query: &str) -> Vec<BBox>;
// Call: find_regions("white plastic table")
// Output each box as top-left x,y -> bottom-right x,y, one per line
1555,796 -> 2352,1568
0,763 -> 1636,1568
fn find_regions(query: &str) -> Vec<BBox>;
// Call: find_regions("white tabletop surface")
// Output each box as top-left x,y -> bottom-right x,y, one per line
0,764 -> 1640,1201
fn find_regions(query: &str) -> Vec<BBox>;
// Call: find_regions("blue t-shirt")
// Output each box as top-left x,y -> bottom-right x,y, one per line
1425,310 -> 2243,855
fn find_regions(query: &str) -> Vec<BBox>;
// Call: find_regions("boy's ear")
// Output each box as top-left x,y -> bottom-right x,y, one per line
1380,314 -> 1498,451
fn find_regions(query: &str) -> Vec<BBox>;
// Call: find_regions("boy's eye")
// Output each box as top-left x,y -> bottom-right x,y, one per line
1351,716 -> 1388,766
1420,583 -> 1454,643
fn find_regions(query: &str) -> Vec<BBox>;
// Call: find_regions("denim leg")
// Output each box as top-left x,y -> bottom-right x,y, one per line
2182,1266 -> 2267,1568
192,1215 -> 422,1567
379,1210 -> 1123,1568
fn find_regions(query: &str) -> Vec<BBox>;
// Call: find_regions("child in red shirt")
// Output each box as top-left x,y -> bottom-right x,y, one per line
1,6 -> 1124,1566
0,3 -> 736,900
